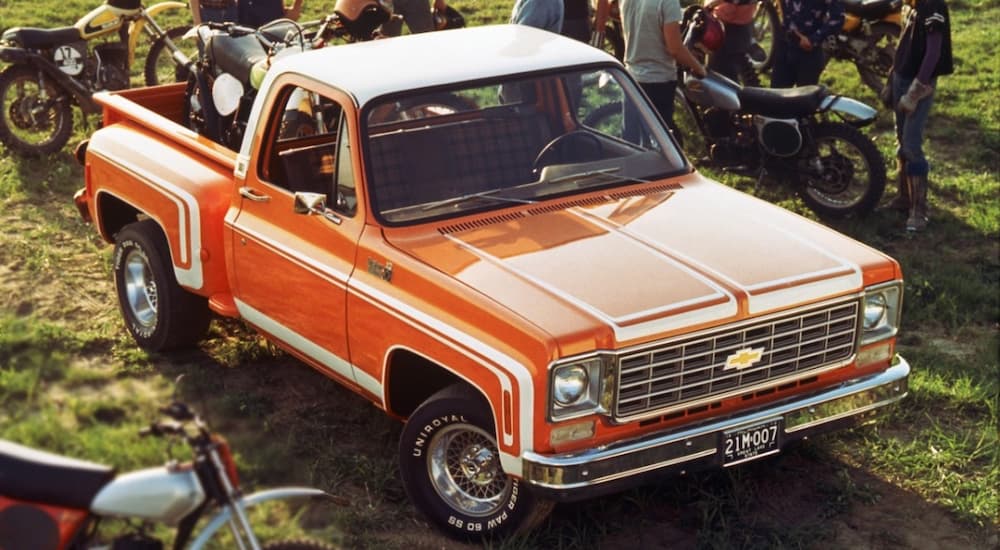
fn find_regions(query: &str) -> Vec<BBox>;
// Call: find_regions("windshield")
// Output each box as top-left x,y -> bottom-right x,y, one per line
364,66 -> 687,224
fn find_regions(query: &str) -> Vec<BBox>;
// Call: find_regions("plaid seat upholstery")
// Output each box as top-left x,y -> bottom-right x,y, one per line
369,114 -> 552,212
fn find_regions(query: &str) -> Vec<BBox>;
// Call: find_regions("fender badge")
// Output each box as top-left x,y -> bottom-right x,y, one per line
367,258 -> 393,282
724,347 -> 765,370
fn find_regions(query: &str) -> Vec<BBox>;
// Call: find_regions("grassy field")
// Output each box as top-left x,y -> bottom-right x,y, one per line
1,0 -> 997,548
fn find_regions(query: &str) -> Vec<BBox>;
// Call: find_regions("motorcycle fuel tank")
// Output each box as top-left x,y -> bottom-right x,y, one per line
90,466 -> 206,526
683,72 -> 741,110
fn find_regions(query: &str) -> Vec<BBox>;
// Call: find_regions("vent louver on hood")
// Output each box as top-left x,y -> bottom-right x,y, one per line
437,183 -> 683,234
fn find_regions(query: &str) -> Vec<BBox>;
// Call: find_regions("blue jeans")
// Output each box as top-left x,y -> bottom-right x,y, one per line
771,38 -> 825,88
199,5 -> 238,23
892,73 -> 935,177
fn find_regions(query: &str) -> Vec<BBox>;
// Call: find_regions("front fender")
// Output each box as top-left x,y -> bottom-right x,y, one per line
127,1 -> 188,64
819,95 -> 878,127
188,487 -> 333,550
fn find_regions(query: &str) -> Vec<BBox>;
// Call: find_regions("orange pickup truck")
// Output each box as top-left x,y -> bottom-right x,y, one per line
74,25 -> 910,540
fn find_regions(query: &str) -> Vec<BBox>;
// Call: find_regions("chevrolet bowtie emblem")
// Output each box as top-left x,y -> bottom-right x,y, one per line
725,347 -> 765,370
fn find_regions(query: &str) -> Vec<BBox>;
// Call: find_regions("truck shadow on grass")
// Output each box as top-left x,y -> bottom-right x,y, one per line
146,331 -> 996,550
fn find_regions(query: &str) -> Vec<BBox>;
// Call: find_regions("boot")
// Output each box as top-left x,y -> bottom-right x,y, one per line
886,156 -> 910,212
906,175 -> 929,232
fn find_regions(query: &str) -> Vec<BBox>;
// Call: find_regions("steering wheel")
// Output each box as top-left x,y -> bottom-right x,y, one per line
532,130 -> 604,172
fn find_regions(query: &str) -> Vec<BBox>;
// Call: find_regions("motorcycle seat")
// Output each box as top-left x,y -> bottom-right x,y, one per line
2,26 -> 81,50
737,85 -> 826,119
0,439 -> 116,510
209,33 -> 269,86
842,0 -> 901,19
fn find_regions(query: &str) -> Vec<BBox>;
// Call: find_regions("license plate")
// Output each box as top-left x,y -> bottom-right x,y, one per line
723,418 -> 782,466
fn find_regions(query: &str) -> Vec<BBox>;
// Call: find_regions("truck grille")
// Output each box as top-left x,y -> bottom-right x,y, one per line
614,299 -> 860,421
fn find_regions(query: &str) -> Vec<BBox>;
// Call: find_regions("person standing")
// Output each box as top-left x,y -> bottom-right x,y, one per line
620,0 -> 706,139
510,0 -> 565,33
381,0 -> 447,36
704,0 -> 758,82
770,0 -> 843,87
882,0 -> 953,232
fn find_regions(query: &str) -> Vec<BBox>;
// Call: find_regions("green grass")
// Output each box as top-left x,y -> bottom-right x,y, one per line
1,0 -> 998,548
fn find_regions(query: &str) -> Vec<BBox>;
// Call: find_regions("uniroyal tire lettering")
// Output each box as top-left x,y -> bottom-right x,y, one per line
411,414 -> 468,457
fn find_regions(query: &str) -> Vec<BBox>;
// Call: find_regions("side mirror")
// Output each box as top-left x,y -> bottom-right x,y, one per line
294,191 -> 327,214
294,192 -> 342,224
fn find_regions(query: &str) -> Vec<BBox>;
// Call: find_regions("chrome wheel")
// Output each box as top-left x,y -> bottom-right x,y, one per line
123,249 -> 158,329
427,424 -> 511,517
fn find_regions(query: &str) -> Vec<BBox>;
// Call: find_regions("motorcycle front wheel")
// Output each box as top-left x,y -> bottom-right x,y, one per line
144,25 -> 195,86
0,65 -> 73,156
797,123 -> 886,218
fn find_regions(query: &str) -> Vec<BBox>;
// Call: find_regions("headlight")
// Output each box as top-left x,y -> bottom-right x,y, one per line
553,365 -> 589,406
863,293 -> 888,329
860,282 -> 902,345
549,356 -> 608,421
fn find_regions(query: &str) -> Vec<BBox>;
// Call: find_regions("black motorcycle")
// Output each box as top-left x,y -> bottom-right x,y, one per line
184,0 -> 398,150
667,9 -> 886,218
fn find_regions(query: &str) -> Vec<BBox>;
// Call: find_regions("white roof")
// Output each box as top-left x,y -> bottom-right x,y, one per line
267,24 -> 618,106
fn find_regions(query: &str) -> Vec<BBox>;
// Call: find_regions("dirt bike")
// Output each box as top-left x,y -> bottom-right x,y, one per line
0,0 -> 194,156
749,0 -> 904,94
184,0 -> 464,150
668,7 -> 887,218
0,398 -> 338,549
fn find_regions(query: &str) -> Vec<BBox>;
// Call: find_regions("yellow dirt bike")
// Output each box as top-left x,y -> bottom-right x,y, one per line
0,0 -> 194,156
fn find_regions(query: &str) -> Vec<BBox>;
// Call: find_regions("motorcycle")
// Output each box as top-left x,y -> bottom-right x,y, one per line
184,0 -> 464,150
749,0 -> 904,94
0,397 -> 339,549
673,8 -> 887,218
0,0 -> 194,156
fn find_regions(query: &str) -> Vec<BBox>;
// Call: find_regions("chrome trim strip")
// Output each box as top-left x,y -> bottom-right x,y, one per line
522,358 -> 909,491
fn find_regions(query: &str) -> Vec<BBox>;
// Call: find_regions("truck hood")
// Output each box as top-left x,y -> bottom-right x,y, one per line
387,176 -> 890,349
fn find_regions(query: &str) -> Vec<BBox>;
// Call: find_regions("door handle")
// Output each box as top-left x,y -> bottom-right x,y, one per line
239,187 -> 271,202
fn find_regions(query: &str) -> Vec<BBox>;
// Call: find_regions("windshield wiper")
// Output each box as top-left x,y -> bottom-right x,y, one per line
418,186 -> 537,212
547,167 -> 655,187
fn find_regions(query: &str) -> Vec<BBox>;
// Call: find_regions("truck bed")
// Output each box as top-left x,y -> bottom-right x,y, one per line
95,83 -> 237,171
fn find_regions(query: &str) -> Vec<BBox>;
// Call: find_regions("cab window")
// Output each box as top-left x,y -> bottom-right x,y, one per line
262,85 -> 356,216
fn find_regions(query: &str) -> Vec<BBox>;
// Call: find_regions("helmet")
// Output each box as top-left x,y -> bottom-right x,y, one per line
684,7 -> 725,52
433,6 -> 466,30
700,11 -> 725,52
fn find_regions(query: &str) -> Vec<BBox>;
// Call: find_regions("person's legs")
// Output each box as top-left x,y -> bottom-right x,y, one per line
770,38 -> 794,88
399,0 -> 435,34
794,47 -> 825,86
894,74 -> 936,231
708,23 -> 751,82
639,80 -> 680,145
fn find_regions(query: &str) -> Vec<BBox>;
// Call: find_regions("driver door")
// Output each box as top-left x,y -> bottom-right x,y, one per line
227,79 -> 364,388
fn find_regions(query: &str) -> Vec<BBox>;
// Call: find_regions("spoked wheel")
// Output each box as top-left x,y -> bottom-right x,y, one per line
0,65 -> 73,156
748,0 -> 780,74
398,385 -> 553,540
857,22 -> 901,96
798,123 -> 886,218
113,219 -> 211,351
144,25 -> 196,86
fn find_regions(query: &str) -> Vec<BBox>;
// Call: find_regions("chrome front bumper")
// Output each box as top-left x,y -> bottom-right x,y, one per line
522,357 -> 910,501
